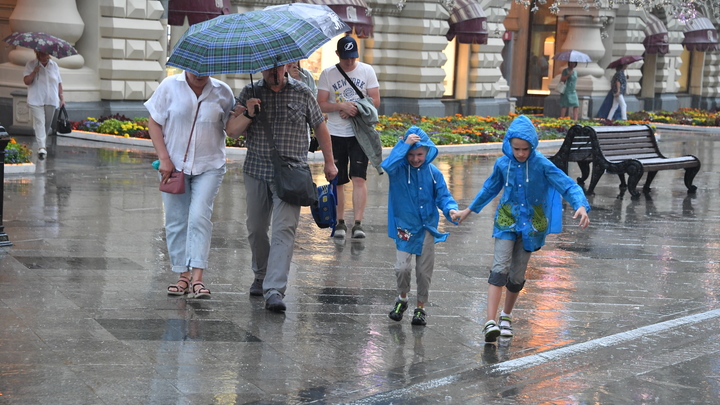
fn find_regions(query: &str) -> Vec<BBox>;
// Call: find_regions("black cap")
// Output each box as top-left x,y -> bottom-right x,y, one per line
337,36 -> 359,59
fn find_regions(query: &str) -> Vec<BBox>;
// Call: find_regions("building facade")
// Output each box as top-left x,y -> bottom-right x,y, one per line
0,0 -> 717,132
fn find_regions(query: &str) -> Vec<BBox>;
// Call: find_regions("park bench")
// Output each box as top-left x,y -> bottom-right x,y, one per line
548,124 -> 593,186
551,124 -> 701,197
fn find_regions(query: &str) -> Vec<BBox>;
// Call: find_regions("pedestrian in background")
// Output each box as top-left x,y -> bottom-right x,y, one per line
381,126 -> 459,326
146,71 -> 235,299
559,61 -> 579,120
607,64 -> 628,120
23,50 -> 63,159
226,63 -> 337,313
317,36 -> 380,239
456,115 -> 590,343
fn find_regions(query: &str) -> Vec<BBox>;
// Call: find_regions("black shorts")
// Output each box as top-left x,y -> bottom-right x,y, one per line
331,135 -> 368,185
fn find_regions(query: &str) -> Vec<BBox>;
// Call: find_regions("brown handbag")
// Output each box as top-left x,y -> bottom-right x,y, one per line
159,101 -> 202,194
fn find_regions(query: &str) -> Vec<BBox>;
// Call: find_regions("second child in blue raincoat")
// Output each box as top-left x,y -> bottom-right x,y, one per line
456,115 -> 590,343
381,126 -> 459,326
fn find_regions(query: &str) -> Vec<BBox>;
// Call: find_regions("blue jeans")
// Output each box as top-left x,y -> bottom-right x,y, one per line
161,166 -> 225,273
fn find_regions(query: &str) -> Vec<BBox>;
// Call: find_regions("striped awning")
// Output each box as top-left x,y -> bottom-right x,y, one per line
642,14 -> 669,54
682,14 -> 719,52
296,0 -> 373,38
445,0 -> 488,45
167,0 -> 231,26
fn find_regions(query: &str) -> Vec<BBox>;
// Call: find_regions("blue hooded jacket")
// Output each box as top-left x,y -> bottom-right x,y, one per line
381,126 -> 459,255
468,115 -> 590,251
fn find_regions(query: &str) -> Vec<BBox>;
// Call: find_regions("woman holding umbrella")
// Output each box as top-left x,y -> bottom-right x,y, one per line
559,61 -> 579,120
607,63 -> 628,121
23,50 -> 63,159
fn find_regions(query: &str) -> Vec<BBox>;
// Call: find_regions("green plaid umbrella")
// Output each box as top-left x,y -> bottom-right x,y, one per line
167,10 -> 329,76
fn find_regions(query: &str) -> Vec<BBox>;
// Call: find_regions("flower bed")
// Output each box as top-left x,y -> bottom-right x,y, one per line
628,108 -> 720,127
69,109 -> 720,149
4,138 -> 32,163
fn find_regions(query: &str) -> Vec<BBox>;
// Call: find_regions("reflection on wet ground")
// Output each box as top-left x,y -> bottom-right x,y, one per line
0,131 -> 719,403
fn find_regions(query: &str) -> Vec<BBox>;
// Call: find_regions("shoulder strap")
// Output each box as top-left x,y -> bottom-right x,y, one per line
182,100 -> 202,169
335,63 -> 364,99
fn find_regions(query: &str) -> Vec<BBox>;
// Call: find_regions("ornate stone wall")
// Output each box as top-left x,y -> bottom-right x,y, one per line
96,0 -> 165,100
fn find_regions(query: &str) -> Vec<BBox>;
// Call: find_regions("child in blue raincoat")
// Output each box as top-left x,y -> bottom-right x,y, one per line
456,115 -> 590,343
381,126 -> 459,326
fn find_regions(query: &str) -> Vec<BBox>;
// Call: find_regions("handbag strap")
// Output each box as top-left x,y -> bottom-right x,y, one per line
335,63 -> 364,99
181,101 -> 202,170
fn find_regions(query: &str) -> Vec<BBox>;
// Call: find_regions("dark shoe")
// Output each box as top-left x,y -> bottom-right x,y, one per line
411,308 -> 427,326
265,294 -> 286,312
351,222 -> 365,238
483,320 -> 501,343
249,278 -> 263,296
334,220 -> 347,238
388,298 -> 408,321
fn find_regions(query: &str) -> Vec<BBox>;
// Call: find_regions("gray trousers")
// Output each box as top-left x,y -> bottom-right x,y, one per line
395,231 -> 435,303
244,173 -> 300,299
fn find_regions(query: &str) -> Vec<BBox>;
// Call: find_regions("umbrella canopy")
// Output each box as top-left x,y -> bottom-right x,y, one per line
264,3 -> 350,39
3,31 -> 78,59
553,50 -> 592,63
607,55 -> 643,69
166,10 -> 329,76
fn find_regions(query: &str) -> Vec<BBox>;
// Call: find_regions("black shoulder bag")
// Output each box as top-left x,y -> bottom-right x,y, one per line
259,113 -> 317,206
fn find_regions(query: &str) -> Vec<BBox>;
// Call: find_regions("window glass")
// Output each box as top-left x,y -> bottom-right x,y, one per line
526,2 -> 557,95
442,38 -> 457,97
677,48 -> 690,93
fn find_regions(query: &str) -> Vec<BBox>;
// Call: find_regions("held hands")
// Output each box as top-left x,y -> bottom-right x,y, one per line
573,206 -> 590,229
452,208 -> 472,224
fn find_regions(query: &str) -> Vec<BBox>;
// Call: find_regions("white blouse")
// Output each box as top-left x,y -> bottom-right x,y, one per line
144,73 -> 235,175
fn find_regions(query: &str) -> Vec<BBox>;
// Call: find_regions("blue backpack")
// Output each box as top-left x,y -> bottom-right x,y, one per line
311,177 -> 338,236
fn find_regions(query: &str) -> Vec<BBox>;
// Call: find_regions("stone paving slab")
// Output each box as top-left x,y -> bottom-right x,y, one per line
0,131 -> 719,404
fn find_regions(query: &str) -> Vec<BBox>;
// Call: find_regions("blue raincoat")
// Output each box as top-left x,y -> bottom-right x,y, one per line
468,115 -> 590,251
381,126 -> 459,255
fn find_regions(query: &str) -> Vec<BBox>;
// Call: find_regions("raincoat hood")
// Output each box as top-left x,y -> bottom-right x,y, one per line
502,115 -> 539,160
404,126 -> 438,167
380,126 -> 459,255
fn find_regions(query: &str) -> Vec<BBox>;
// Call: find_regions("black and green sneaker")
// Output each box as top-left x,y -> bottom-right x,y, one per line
411,308 -> 427,326
388,298 -> 408,321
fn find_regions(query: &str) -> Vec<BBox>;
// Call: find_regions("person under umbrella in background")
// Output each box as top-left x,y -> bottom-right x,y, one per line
226,63 -> 337,313
607,63 -> 628,120
23,50 -> 63,159
559,61 -> 579,120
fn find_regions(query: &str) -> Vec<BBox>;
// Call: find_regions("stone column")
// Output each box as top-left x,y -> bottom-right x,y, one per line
467,0 -> 511,116
368,0 -> 448,116
545,3 -> 615,118
0,0 -> 101,132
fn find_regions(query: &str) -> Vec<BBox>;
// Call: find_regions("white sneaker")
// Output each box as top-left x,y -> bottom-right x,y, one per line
38,148 -> 47,159
499,315 -> 513,337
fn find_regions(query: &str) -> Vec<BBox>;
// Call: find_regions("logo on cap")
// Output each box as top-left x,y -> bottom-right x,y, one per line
344,42 -> 355,52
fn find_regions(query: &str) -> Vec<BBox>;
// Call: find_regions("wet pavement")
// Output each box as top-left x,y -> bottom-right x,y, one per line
1,130 -> 719,404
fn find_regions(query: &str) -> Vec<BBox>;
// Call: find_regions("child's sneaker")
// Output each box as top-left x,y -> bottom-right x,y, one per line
388,298 -> 408,321
499,315 -> 513,337
334,220 -> 347,238
483,320 -> 501,343
351,222 -> 365,238
411,308 -> 427,326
